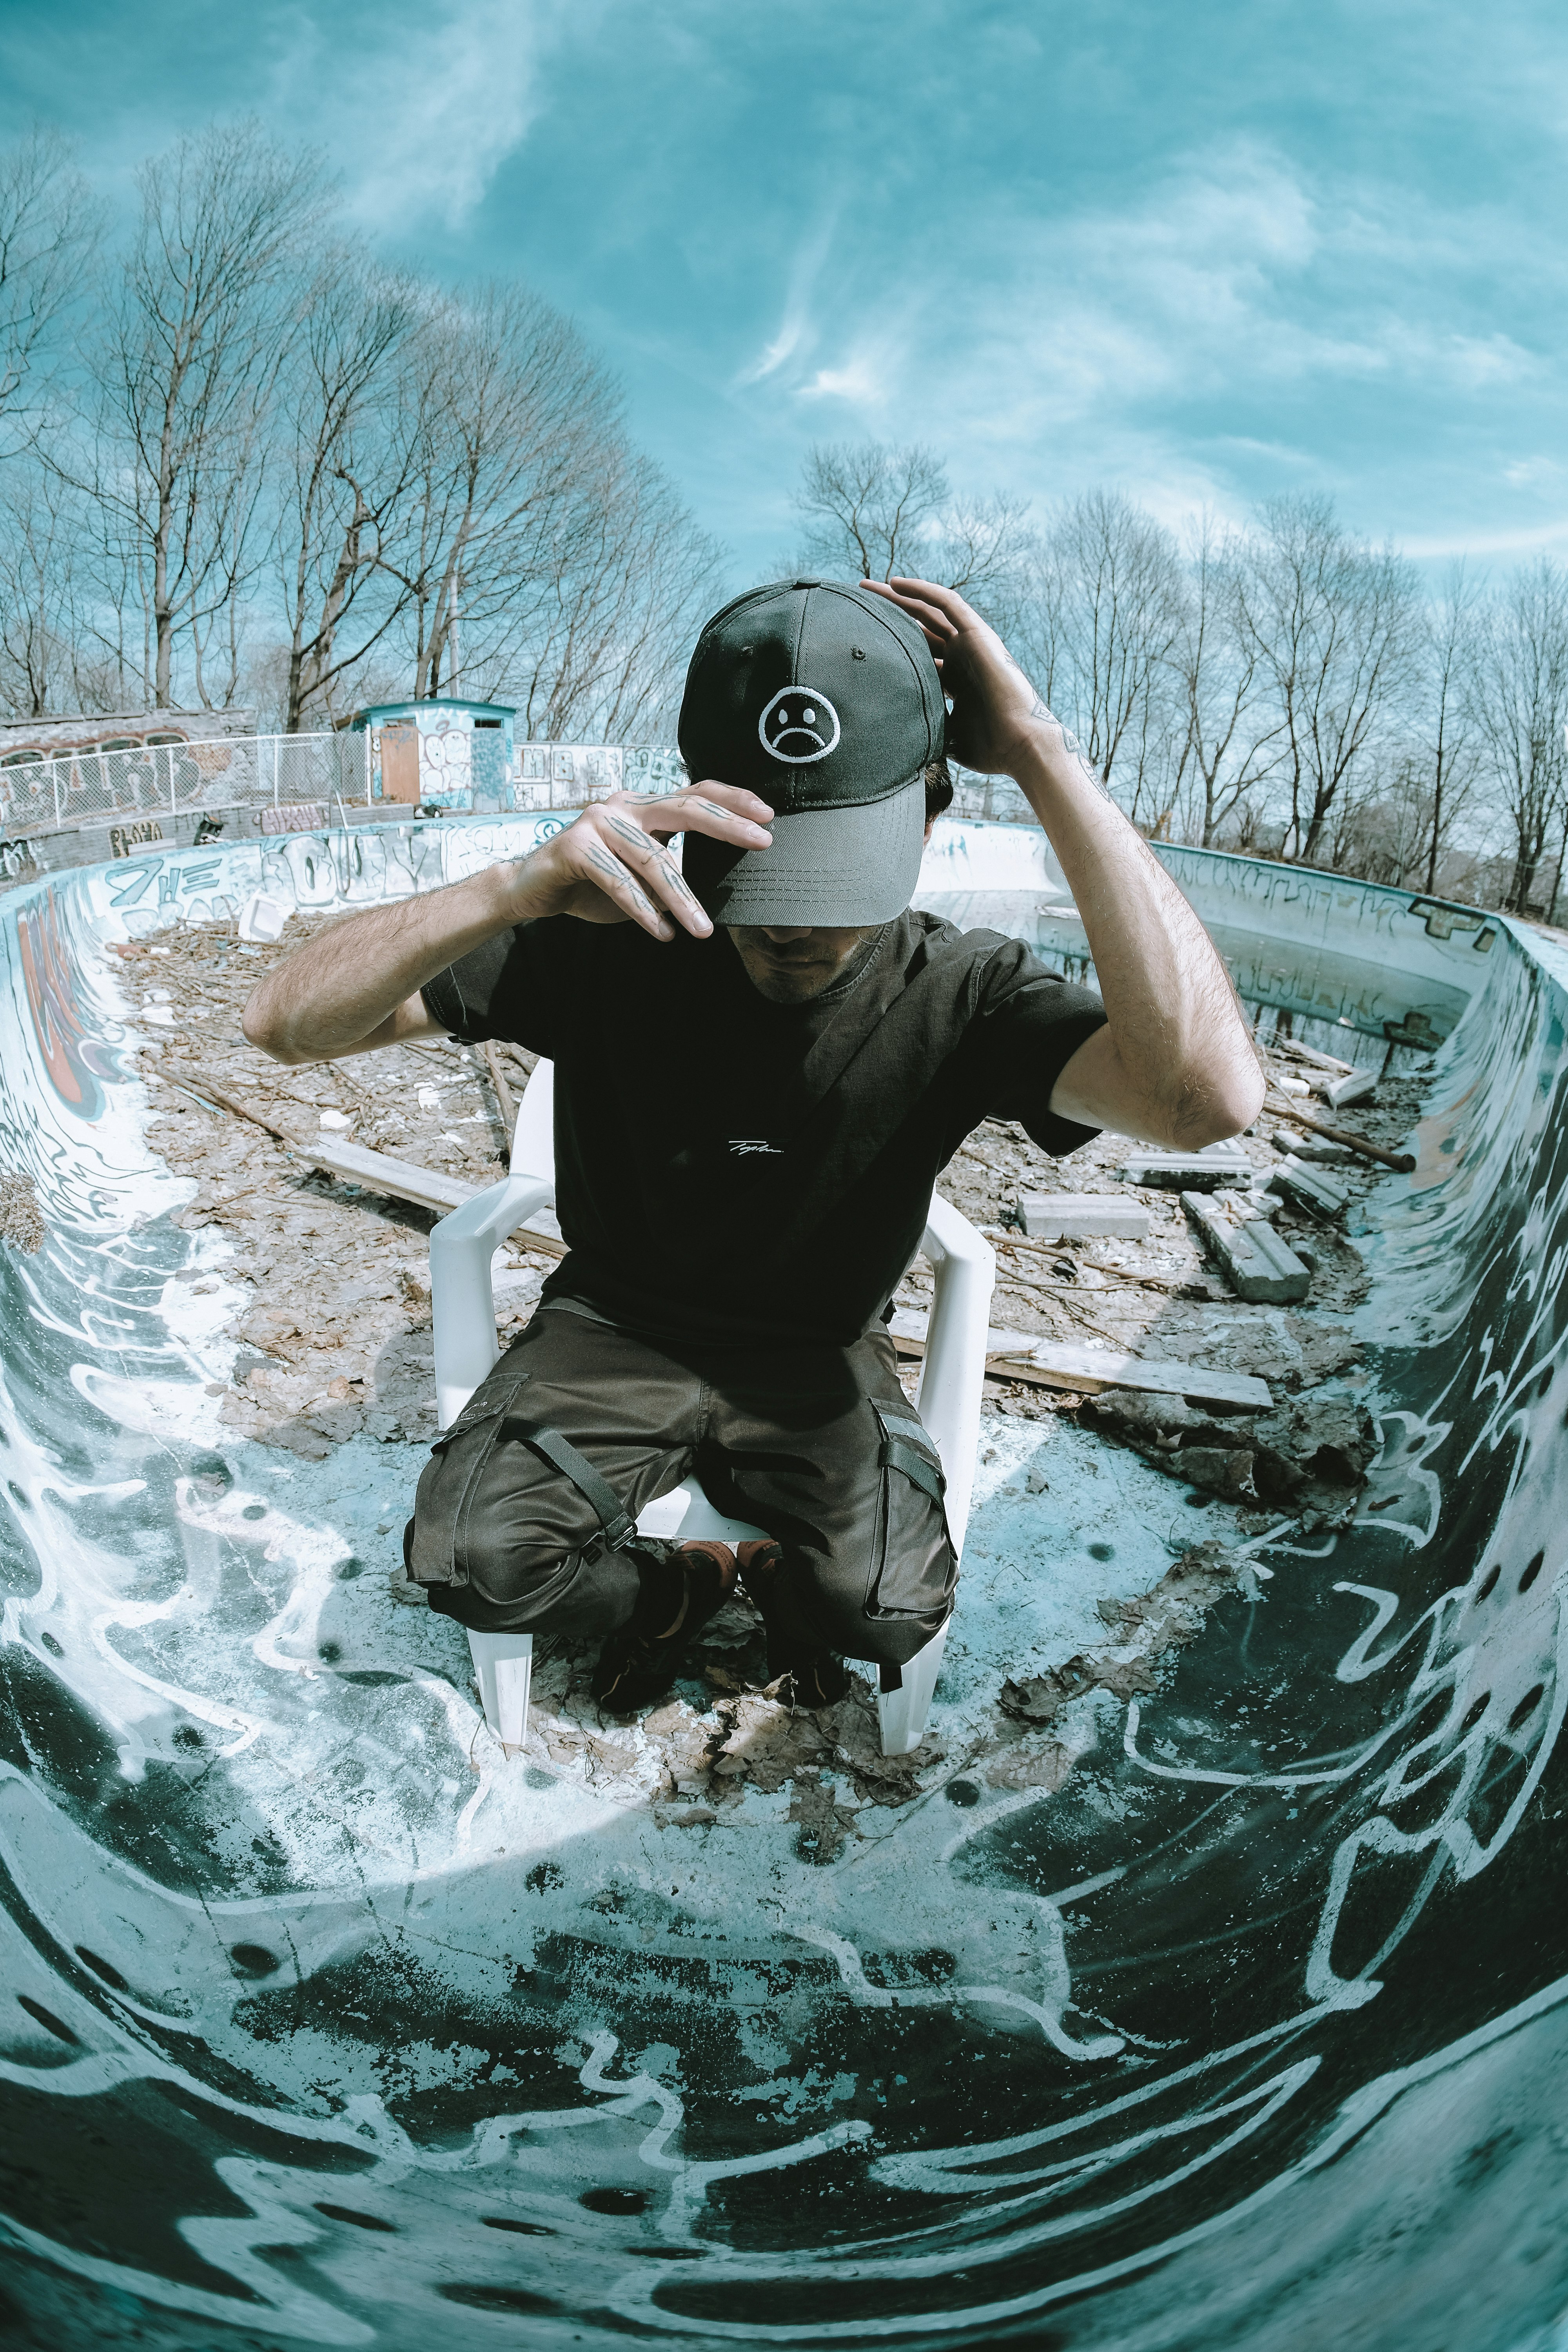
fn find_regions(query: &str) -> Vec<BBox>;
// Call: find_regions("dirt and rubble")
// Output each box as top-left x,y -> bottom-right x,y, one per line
110,911 -> 1430,1838
0,1167 -> 45,1252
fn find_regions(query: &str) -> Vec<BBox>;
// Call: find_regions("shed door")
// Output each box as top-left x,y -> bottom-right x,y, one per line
380,722 -> 420,803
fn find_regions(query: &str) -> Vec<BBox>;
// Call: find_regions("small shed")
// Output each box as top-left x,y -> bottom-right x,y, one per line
349,699 -> 516,813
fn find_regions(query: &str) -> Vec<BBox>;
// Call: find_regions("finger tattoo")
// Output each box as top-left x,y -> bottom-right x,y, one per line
603,812 -> 654,857
583,844 -> 655,915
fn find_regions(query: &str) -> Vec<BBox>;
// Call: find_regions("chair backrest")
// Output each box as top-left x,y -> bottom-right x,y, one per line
510,1056 -> 555,1184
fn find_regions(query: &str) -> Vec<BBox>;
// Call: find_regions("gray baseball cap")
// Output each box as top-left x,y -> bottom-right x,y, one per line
677,577 -> 945,926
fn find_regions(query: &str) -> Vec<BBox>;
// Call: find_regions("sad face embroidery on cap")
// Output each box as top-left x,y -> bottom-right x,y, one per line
758,686 -> 841,764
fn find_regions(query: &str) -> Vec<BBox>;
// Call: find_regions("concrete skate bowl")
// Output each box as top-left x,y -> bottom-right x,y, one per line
0,811 -> 1564,2352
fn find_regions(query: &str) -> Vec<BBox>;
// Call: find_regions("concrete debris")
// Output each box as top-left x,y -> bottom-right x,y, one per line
1272,1393 -> 1380,1483
998,1541 -> 1248,1725
1182,1188 -> 1312,1303
1114,1147 -> 1254,1192
1323,1067 -> 1379,1111
1267,1154 -> 1350,1218
1276,1132 -> 1354,1165
1078,1380 -> 1376,1507
1016,1192 -> 1150,1240
0,1168 -> 45,1253
521,1631 -> 945,1818
789,1772 -> 861,1865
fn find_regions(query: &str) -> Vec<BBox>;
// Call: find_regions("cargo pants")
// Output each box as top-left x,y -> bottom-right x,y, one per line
405,1302 -> 956,1668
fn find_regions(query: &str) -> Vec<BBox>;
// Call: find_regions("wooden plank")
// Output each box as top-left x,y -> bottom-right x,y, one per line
1002,1341 -> 1272,1410
1268,1097 -> 1412,1171
889,1310 -> 1273,1410
306,1137 -> 474,1212
174,1063 -> 566,1252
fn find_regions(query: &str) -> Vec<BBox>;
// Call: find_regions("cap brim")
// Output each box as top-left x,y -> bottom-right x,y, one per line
683,776 -> 925,927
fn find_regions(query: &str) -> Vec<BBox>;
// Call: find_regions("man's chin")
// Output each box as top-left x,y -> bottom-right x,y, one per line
746,960 -> 833,1004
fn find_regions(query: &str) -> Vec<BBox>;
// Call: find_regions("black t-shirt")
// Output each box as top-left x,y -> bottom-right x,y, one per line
422,911 -> 1107,1348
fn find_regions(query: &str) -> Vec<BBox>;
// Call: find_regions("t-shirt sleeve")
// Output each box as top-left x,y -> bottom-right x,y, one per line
964,939 -> 1109,1156
420,918 -> 573,1058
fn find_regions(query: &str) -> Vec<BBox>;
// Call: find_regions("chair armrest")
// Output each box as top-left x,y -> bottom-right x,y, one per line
431,1172 -> 555,1428
916,1192 -> 996,1558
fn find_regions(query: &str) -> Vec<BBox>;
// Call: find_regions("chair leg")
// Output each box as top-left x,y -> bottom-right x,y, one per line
875,1621 -> 950,1756
467,1629 -> 534,1749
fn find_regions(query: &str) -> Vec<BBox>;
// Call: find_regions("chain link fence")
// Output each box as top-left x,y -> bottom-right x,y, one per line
0,732 -> 699,836
0,731 -> 370,838
0,726 -> 1033,836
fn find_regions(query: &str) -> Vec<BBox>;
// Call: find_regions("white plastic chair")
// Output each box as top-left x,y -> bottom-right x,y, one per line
430,1060 -> 995,1758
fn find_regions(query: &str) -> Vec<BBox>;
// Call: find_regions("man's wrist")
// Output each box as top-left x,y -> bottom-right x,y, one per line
1008,716 -> 1112,809
490,845 -> 558,927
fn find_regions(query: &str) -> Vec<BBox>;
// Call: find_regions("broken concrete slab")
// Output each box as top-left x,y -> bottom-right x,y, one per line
1262,1394 -> 1379,1483
1116,1147 -> 1254,1192
1323,1067 -> 1379,1112
1016,1191 -> 1151,1241
1178,1446 -> 1258,1499
1266,1154 -> 1350,1218
1182,1189 -> 1312,1304
1274,1133 -> 1354,1165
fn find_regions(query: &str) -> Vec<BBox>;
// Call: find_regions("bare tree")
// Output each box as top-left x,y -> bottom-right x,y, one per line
1468,559 -> 1568,913
499,440 -> 724,742
271,249 -> 425,730
76,123 -> 326,707
1168,514 -> 1283,846
793,440 -> 1028,603
1416,563 -> 1483,894
1237,497 -> 1417,866
1020,490 -> 1184,809
385,284 -> 618,704
0,127 -> 101,454
0,468 -> 132,715
794,441 -> 947,581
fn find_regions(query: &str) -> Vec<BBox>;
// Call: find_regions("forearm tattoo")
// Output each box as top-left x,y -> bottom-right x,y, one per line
1042,713 -> 1111,799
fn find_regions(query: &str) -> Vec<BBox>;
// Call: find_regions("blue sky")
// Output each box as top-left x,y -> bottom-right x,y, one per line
3,0 -> 1566,587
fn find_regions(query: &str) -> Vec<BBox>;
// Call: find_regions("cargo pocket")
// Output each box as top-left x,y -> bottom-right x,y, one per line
863,1399 -> 957,1622
406,1361 -> 534,1589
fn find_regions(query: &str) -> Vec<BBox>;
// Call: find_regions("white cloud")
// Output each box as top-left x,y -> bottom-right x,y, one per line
797,356 -> 884,405
734,214 -> 837,386
1504,457 -> 1565,488
279,0 -> 584,232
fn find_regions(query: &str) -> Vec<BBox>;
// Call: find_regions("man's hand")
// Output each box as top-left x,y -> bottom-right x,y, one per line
869,576 -> 1263,1150
864,577 -> 1056,779
242,783 -> 772,1065
516,783 -> 772,940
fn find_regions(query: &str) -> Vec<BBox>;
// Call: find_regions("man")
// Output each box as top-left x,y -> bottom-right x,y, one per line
244,578 -> 1262,1712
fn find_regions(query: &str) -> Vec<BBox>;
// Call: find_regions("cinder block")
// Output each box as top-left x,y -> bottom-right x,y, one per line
1278,1133 -> 1353,1165
1118,1149 -> 1253,1193
1324,1067 -> 1378,1112
1266,1154 -> 1349,1218
1018,1192 -> 1151,1240
1183,1190 -> 1311,1303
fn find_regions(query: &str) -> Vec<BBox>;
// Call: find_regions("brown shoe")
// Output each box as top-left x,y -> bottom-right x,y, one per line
590,1542 -> 737,1712
736,1541 -> 850,1709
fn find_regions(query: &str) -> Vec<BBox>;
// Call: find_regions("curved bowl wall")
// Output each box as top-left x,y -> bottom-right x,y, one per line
0,813 -> 1563,2351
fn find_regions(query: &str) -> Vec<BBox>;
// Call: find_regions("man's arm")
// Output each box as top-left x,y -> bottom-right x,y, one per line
866,579 -> 1264,1147
241,783 -> 773,1065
